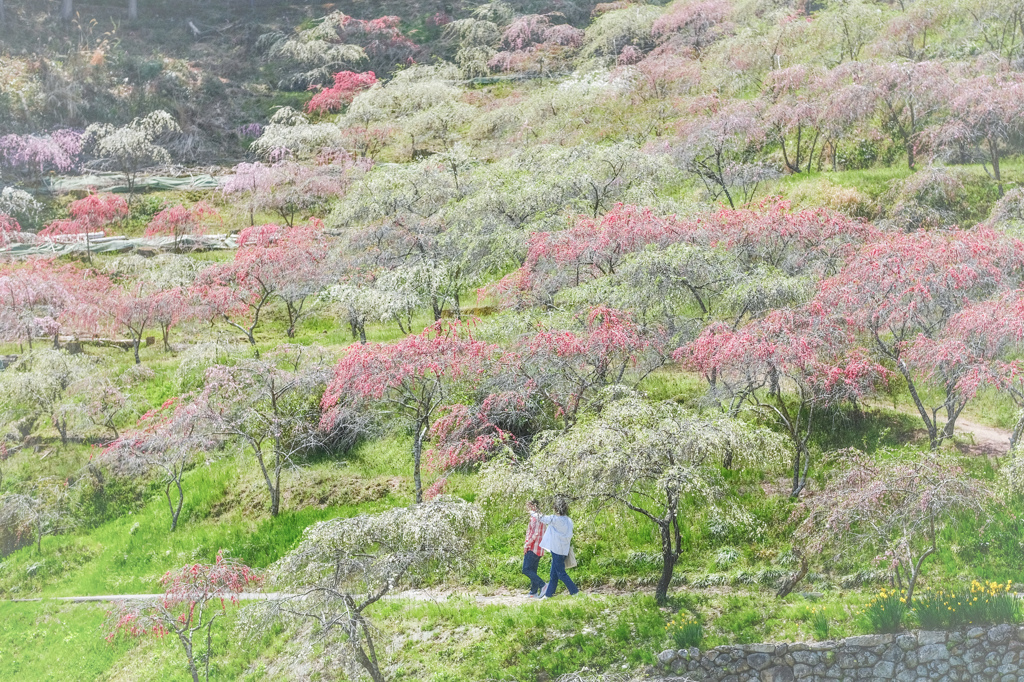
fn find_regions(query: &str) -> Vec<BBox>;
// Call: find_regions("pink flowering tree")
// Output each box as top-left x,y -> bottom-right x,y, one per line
144,202 -> 216,252
0,130 -> 82,180
678,304 -> 883,497
862,61 -> 951,170
104,552 -> 262,682
306,70 -> 377,115
762,65 -> 829,174
909,291 -> 1024,449
651,0 -> 732,56
0,260 -> 72,349
321,322 -> 497,503
102,396 -> 213,531
816,228 -> 1024,449
0,260 -> 106,350
795,450 -> 992,603
39,193 -> 128,263
672,98 -> 773,208
222,161 -> 352,227
927,74 -> 1024,196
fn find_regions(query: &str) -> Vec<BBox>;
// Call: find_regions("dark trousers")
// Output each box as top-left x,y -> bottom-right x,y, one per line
522,551 -> 545,594
544,551 -> 578,597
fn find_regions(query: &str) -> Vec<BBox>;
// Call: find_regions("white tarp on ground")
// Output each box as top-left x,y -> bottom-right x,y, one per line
45,172 -> 223,194
1,233 -> 240,258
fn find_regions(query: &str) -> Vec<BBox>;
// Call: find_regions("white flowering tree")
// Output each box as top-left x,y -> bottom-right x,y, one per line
199,349 -> 332,517
242,498 -> 482,682
82,111 -> 181,203
249,107 -> 346,161
321,278 -> 419,342
482,396 -> 788,603
0,477 -> 76,554
0,350 -> 94,448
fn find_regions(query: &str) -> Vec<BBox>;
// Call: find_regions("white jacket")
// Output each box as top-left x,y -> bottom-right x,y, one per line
535,513 -> 573,556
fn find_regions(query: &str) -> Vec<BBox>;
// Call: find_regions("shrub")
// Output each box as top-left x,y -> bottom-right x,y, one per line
860,588 -> 907,634
809,607 -> 829,640
667,615 -> 704,649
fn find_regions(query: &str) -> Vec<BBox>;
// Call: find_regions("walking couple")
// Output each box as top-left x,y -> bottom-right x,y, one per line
522,497 -> 579,599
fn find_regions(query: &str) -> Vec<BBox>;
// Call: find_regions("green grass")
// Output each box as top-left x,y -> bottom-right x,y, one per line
0,602 -> 132,681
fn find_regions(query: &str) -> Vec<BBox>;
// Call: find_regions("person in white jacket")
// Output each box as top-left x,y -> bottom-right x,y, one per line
533,497 -> 579,598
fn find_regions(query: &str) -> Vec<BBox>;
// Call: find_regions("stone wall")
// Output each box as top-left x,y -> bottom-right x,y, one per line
655,624 -> 1024,681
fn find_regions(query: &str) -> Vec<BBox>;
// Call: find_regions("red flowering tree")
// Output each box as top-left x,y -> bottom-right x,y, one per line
306,70 -> 377,115
321,322 -> 497,502
909,291 -> 1024,449
38,193 -> 128,262
688,199 -> 881,279
144,202 -> 216,252
494,204 -> 685,307
104,551 -> 262,682
0,214 -> 24,248
192,225 -> 332,350
816,228 -> 1024,449
515,307 -> 665,430
678,304 -> 882,496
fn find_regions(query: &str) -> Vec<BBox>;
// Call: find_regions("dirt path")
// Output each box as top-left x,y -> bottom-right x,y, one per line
867,402 -> 1013,458
9,587 -> 604,607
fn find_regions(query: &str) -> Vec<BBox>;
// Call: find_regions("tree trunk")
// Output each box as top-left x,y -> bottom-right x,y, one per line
162,325 -> 171,352
654,521 -> 676,605
270,465 -> 280,516
61,0 -> 73,21
128,0 -> 137,20
0,0 -> 6,25
776,550 -> 809,598
1011,412 -> 1024,452
167,478 -> 184,532
413,424 -> 425,503
133,338 -> 141,365
351,614 -> 387,682
179,635 -> 201,682
989,136 -> 1004,197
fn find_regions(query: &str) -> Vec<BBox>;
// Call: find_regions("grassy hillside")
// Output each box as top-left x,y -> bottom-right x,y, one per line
2,0 -> 1024,680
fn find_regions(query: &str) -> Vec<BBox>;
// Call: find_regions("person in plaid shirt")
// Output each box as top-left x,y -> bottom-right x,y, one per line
522,499 -> 546,597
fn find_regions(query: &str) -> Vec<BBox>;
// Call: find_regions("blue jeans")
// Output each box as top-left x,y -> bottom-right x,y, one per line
544,551 -> 578,597
522,551 -> 545,594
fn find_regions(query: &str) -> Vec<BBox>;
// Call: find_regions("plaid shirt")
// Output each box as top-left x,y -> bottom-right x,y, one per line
524,515 -> 545,557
